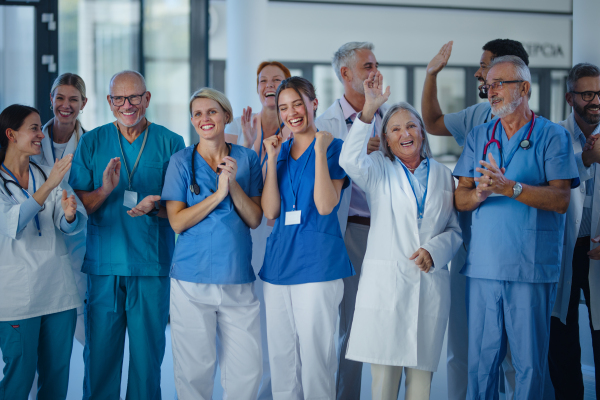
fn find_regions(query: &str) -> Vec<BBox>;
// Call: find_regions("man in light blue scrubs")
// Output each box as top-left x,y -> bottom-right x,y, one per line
454,56 -> 579,400
69,70 -> 185,399
421,38 -> 529,400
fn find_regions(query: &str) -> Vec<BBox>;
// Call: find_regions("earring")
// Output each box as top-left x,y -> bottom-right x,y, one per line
79,110 -> 84,114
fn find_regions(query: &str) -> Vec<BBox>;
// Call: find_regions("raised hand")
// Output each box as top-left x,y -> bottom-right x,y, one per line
46,154 -> 73,190
61,189 -> 77,223
240,107 -> 258,148
127,195 -> 160,217
426,41 -> 453,77
101,157 -> 121,196
361,71 -> 390,123
264,134 -> 283,159
315,130 -> 334,154
409,248 -> 434,273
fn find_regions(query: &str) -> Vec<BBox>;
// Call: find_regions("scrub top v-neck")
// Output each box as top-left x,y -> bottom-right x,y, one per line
260,137 -> 355,285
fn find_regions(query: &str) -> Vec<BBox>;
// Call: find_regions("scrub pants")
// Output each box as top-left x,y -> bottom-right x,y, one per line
548,242 -> 600,400
170,279 -> 262,400
337,222 -> 368,400
466,277 -> 556,400
264,279 -> 344,400
447,247 -> 515,400
0,308 -> 76,400
83,275 -> 169,400
370,364 -> 432,400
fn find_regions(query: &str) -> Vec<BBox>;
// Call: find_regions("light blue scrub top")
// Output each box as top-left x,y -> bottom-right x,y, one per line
453,116 -> 580,283
260,138 -> 355,285
69,122 -> 185,276
161,145 -> 263,284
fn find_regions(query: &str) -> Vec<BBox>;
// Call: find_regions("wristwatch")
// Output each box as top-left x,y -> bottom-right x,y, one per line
511,182 -> 523,199
147,201 -> 160,216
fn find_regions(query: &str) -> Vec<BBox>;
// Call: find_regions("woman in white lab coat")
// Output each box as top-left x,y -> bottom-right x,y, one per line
0,104 -> 87,399
339,72 -> 462,400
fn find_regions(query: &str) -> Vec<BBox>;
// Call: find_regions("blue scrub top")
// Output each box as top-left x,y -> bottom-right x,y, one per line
453,115 -> 579,283
259,138 -> 355,285
69,122 -> 185,276
161,144 -> 263,284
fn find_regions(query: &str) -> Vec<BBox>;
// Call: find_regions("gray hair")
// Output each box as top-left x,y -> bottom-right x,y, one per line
332,42 -> 374,82
109,70 -> 147,93
488,55 -> 532,97
567,63 -> 600,92
380,102 -> 432,161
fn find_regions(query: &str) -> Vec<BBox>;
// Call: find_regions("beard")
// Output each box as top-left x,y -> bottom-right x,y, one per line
491,89 -> 523,118
117,111 -> 145,128
478,79 -> 488,99
351,76 -> 365,95
573,102 -> 600,125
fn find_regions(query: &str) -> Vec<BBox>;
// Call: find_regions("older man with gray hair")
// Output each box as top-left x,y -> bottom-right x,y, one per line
453,56 -> 580,399
316,42 -> 389,400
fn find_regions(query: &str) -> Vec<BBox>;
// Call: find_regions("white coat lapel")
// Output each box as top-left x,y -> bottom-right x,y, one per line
40,121 -> 55,166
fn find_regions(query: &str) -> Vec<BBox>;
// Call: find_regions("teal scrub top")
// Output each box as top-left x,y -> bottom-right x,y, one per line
259,138 -> 355,285
453,116 -> 579,283
161,145 -> 263,284
69,122 -> 185,276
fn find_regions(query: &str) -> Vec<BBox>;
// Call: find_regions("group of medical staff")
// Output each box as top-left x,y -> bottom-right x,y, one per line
0,38 -> 599,400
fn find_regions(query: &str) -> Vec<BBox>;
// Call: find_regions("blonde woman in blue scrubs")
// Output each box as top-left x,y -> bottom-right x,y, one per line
261,77 -> 355,400
163,88 -> 264,399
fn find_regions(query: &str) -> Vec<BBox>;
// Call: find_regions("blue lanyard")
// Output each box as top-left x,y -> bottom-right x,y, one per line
397,158 -> 430,219
2,163 -> 42,236
286,137 -> 315,210
258,123 -> 284,169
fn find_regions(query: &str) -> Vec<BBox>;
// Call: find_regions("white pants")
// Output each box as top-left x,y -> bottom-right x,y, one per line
371,364 -> 432,400
170,279 -> 262,400
263,280 -> 344,400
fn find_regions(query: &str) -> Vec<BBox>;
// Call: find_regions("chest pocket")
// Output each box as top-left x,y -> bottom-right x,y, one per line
137,161 -> 167,194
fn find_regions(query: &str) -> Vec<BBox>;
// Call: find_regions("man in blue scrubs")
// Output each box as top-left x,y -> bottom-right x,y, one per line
454,56 -> 579,399
421,39 -> 529,400
69,70 -> 185,399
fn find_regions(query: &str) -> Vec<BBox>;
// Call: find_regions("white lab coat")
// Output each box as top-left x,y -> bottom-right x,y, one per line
316,100 -> 390,235
339,116 -> 462,371
552,112 -> 600,329
0,163 -> 87,321
32,119 -> 88,315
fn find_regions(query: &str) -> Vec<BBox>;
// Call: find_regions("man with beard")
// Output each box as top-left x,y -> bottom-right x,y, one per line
69,70 -> 185,399
453,55 -> 579,399
316,41 -> 389,400
549,63 -> 600,400
421,38 -> 528,400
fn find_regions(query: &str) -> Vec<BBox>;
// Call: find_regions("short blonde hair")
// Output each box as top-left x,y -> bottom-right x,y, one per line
189,87 -> 233,124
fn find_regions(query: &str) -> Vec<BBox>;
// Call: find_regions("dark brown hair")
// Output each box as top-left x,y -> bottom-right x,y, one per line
275,76 -> 318,130
0,104 -> 39,164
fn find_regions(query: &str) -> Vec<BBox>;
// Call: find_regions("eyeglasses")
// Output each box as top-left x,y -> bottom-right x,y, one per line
109,92 -> 147,107
571,91 -> 600,102
481,80 -> 524,94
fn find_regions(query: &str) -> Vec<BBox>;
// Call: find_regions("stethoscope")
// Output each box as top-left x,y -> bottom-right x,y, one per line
482,111 -> 535,168
1,161 -> 47,235
189,142 -> 232,195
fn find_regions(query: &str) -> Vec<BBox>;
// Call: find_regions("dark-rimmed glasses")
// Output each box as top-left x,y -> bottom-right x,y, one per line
109,92 -> 147,107
481,80 -> 524,94
570,91 -> 600,102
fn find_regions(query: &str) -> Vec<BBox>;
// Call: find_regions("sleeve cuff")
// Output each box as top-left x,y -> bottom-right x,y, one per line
16,197 -> 43,232
59,214 -> 78,233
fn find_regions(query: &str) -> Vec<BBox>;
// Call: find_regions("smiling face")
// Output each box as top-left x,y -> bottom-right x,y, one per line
6,112 -> 44,157
475,50 -> 495,99
258,65 -> 286,108
190,97 -> 229,140
108,73 -> 150,128
568,75 -> 600,126
345,49 -> 379,95
385,109 -> 424,162
486,63 -> 526,118
277,88 -> 318,135
51,84 -> 87,126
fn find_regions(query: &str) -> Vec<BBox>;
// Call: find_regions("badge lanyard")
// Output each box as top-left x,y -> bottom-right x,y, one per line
482,111 -> 536,169
258,122 -> 284,169
398,158 -> 430,219
287,138 -> 315,210
117,123 -> 149,208
2,164 -> 42,235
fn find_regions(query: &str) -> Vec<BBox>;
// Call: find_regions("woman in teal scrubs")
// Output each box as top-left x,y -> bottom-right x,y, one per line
162,88 -> 264,399
260,76 -> 355,399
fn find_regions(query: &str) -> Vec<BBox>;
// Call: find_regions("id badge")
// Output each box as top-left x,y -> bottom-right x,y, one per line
123,190 -> 138,209
285,210 -> 301,225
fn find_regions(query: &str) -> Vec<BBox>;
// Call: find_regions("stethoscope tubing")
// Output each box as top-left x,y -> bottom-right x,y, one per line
482,111 -> 536,168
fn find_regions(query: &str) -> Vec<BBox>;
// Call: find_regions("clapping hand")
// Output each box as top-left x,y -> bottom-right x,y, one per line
46,154 -> 73,190
241,107 -> 258,148
61,189 -> 77,223
361,71 -> 390,123
475,153 -> 511,200
127,195 -> 160,217
101,157 -> 121,196
218,156 -> 238,184
426,41 -> 453,77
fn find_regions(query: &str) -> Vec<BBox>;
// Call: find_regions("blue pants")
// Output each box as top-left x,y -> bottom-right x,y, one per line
83,275 -> 169,400
466,277 -> 556,400
0,309 -> 76,400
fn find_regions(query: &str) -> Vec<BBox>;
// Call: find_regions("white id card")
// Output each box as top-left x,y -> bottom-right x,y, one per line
123,190 -> 138,209
285,210 -> 301,225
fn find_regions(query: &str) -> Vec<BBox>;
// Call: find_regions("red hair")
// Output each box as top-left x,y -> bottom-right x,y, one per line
256,61 -> 291,89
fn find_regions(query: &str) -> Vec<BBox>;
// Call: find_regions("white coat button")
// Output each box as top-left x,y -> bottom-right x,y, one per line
577,219 -> 580,224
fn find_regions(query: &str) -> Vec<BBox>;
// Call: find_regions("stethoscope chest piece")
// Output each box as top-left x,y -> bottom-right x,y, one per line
190,183 -> 200,195
520,139 -> 531,150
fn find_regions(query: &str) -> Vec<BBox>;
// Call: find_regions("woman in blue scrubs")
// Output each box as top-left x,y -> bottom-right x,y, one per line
0,104 -> 87,398
162,88 -> 264,400
260,76 -> 355,400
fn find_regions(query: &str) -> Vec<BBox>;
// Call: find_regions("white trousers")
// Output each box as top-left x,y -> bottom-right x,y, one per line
263,279 -> 344,400
371,364 -> 432,400
170,279 -> 262,400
